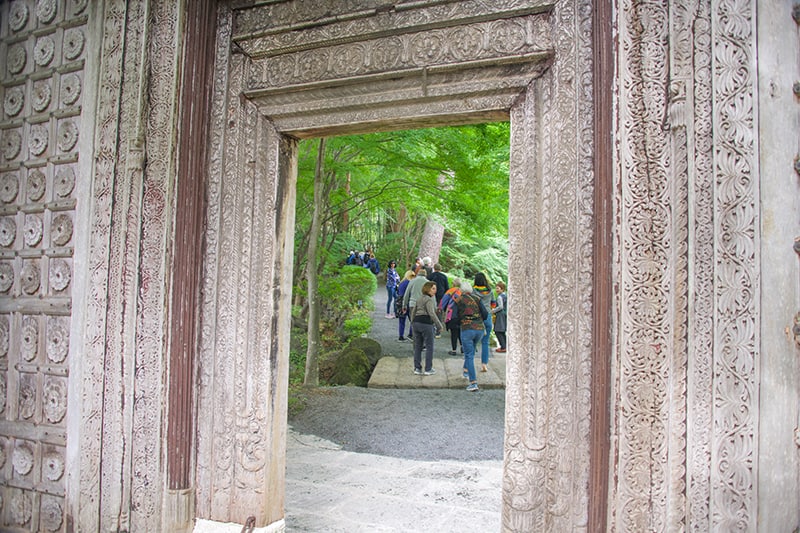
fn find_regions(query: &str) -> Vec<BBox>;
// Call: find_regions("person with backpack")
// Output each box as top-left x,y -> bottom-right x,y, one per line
438,278 -> 462,355
473,272 -> 496,373
365,252 -> 380,275
455,282 -> 488,392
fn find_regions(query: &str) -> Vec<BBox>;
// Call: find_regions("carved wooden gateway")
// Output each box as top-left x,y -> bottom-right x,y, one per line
0,0 -> 797,532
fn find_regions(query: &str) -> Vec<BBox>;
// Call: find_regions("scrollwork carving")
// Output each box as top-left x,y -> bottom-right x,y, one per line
250,16 -> 551,89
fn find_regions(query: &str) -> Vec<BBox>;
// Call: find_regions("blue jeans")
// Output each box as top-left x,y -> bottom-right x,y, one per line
386,286 -> 396,314
413,322 -> 436,372
460,328 -> 484,382
398,311 -> 408,339
481,316 -> 493,364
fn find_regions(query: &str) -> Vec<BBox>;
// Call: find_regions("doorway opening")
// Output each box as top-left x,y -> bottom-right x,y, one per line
284,123 -> 511,529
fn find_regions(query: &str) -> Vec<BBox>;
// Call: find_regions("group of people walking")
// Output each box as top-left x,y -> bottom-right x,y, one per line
384,256 -> 508,392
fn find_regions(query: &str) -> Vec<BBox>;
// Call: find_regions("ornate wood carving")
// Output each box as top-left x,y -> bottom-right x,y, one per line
0,0 -> 85,529
199,0 -> 587,528
613,0 -> 759,530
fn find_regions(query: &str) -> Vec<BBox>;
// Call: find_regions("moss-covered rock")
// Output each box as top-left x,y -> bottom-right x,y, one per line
329,346 -> 370,387
346,337 -> 382,369
318,349 -> 340,384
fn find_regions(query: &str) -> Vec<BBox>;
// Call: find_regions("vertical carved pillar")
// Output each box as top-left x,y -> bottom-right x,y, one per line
613,0 -> 761,530
709,0 -> 759,529
196,9 -> 296,522
503,1 -> 594,529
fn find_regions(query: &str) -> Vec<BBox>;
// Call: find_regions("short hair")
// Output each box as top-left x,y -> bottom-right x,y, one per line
460,283 -> 474,293
422,256 -> 432,266
496,281 -> 506,291
433,263 -> 442,271
422,281 -> 436,293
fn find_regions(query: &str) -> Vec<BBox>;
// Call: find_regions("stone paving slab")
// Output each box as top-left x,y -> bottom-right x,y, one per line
368,354 -> 506,390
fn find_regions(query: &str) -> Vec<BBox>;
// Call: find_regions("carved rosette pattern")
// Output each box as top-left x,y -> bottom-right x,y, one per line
249,15 -> 551,90
0,0 -> 83,528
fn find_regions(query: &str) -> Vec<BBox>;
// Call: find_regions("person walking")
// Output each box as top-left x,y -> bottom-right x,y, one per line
439,278 -> 462,355
402,268 -> 429,338
427,263 -> 449,304
411,281 -> 445,375
385,260 -> 400,318
473,272 -> 496,372
455,283 -> 487,391
365,252 -> 380,275
396,270 -> 415,341
493,281 -> 508,352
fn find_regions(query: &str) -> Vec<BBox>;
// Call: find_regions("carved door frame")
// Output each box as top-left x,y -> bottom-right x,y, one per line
187,0 -> 608,529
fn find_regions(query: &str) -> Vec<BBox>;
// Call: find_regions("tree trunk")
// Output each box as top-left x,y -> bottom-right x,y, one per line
303,138 -> 326,387
418,216 -> 444,265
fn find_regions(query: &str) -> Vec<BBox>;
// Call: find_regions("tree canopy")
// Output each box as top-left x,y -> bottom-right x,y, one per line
293,122 -> 510,285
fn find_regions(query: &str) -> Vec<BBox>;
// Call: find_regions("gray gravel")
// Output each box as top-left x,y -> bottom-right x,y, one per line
288,286 -> 506,462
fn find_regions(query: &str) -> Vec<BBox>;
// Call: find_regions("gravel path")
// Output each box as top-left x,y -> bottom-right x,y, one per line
288,285 -> 506,461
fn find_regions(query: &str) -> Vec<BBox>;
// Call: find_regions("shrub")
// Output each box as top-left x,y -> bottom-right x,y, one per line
343,310 -> 371,338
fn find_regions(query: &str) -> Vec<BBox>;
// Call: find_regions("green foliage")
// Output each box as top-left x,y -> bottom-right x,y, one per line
439,231 -> 508,285
343,310 -> 372,338
293,123 -> 511,280
319,265 -> 377,311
